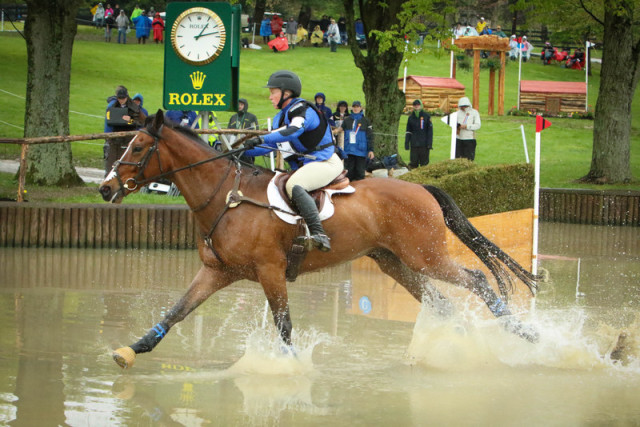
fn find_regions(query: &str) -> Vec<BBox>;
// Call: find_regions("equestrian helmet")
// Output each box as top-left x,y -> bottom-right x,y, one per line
264,70 -> 302,97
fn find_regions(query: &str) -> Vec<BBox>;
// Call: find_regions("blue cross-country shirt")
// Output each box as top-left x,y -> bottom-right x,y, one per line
244,98 -> 335,170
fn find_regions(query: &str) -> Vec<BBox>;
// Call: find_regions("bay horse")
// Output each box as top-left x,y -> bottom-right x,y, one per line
99,110 -> 539,369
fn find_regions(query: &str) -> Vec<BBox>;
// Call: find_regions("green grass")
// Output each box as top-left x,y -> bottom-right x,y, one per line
1,27 -> 639,192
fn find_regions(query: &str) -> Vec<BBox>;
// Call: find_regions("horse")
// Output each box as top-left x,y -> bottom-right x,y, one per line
99,110 -> 539,369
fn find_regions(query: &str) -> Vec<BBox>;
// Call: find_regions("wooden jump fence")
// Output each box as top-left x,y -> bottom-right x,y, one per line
0,188 -> 637,249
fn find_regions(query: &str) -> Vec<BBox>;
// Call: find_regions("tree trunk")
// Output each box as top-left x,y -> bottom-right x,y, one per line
252,0 -> 266,36
24,0 -> 83,186
343,0 -> 407,160
582,0 -> 638,184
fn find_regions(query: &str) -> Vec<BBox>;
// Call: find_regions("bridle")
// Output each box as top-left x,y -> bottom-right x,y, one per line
112,126 -> 164,192
111,125 -> 250,194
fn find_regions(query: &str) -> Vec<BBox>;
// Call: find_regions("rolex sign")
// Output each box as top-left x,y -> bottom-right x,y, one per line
163,2 -> 240,111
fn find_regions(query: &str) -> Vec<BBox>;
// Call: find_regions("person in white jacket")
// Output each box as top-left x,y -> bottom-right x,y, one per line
455,96 -> 481,161
327,18 -> 341,52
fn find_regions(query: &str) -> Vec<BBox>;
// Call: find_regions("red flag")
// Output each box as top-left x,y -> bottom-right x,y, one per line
536,115 -> 552,132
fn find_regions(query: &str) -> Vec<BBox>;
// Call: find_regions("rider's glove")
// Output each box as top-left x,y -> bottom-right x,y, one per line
244,136 -> 263,149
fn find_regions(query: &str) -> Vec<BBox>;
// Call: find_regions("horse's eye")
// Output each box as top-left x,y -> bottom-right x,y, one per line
133,146 -> 144,154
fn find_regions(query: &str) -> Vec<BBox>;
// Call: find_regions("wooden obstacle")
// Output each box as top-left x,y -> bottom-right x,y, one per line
519,80 -> 587,114
399,76 -> 466,112
453,35 -> 510,115
349,208 -> 535,322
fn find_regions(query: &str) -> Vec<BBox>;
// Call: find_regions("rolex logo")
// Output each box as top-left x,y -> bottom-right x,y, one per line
190,71 -> 206,90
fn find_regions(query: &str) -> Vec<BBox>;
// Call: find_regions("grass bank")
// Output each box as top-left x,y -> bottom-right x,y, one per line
0,25 -> 639,200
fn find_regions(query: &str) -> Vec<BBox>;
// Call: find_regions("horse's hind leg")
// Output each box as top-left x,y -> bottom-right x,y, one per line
368,249 -> 455,317
112,265 -> 233,368
431,263 -> 539,343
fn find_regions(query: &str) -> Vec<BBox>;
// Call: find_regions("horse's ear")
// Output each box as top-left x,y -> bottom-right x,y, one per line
152,109 -> 164,131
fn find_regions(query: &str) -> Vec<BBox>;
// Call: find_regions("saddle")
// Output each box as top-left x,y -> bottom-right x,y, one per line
274,170 -> 350,212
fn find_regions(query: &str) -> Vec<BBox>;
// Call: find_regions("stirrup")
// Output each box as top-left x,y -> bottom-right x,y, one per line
311,234 -> 331,252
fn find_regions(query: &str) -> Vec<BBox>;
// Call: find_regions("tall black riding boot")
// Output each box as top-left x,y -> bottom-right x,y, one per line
291,185 -> 331,252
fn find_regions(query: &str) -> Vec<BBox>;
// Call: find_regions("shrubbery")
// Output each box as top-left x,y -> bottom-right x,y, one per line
398,159 -> 534,217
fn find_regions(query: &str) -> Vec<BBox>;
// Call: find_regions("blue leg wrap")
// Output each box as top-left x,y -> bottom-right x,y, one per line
489,298 -> 509,317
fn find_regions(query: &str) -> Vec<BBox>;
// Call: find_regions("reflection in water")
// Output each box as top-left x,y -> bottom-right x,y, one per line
0,223 -> 639,425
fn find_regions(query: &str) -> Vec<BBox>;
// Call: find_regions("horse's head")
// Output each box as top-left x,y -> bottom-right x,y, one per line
99,109 -> 166,203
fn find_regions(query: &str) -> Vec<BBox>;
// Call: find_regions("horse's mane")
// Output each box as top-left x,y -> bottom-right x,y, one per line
145,113 -> 274,176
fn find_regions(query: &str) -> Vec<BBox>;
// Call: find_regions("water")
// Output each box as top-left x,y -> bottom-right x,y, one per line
0,223 -> 639,426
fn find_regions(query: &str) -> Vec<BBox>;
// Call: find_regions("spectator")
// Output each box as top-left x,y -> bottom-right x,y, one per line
115,10 -> 129,44
509,35 -> 518,60
542,41 -> 554,65
131,4 -> 143,20
310,25 -> 323,47
198,112 -> 220,147
521,36 -> 533,62
331,100 -> 349,149
453,22 -> 465,38
341,101 -> 374,181
104,86 -> 146,175
131,93 -> 148,117
404,99 -> 433,169
152,13 -> 164,43
165,110 -> 198,128
455,96 -> 481,161
355,18 -> 364,38
260,16 -> 272,44
494,25 -> 506,38
463,24 -> 478,36
314,93 -> 334,126
228,98 -> 259,164
242,70 -> 341,252
113,4 -> 121,18
286,17 -> 297,49
567,48 -> 585,69
104,4 -> 114,42
93,3 -> 105,28
133,10 -> 151,44
270,15 -> 283,38
476,17 -> 487,34
327,18 -> 341,52
296,24 -> 308,46
268,32 -> 289,52
338,16 -> 347,44
320,15 -> 330,32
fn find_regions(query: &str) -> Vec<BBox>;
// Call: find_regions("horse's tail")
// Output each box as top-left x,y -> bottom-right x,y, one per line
424,185 -> 538,300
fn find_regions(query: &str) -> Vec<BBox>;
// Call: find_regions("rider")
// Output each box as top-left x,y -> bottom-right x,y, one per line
243,70 -> 343,252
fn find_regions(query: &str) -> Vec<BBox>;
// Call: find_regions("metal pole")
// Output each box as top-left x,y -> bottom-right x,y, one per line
517,45 -> 522,108
450,38 -> 454,78
521,124 -> 529,163
267,117 -> 275,171
402,59 -> 408,93
585,40 -> 589,111
532,130 -> 541,276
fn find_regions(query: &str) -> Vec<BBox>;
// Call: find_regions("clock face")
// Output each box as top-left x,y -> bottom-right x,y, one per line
171,7 -> 226,66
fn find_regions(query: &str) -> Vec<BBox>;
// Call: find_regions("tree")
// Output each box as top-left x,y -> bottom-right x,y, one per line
342,0 -> 456,159
582,0 -> 637,183
342,0 -> 409,159
529,0 -> 637,184
23,0 -> 83,186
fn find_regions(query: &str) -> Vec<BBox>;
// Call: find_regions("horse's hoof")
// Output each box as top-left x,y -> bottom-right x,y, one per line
113,347 -> 136,369
503,318 -> 540,344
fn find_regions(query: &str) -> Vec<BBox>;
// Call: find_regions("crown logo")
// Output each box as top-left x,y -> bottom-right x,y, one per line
190,71 -> 206,90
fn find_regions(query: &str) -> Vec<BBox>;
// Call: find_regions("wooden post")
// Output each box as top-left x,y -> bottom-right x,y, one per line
473,50 -> 480,110
488,68 -> 496,116
452,57 -> 456,79
17,144 -> 28,203
498,51 -> 506,116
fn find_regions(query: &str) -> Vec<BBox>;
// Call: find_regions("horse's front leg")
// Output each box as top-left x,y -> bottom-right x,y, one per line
113,265 -> 233,368
257,263 -> 293,348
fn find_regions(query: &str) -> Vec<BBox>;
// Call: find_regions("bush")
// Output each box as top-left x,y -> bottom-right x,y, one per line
398,159 -> 534,217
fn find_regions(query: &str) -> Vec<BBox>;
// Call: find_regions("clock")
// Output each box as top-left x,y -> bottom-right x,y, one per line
170,7 -> 226,66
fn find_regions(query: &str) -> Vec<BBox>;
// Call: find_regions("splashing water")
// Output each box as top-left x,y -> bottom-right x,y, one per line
406,297 -> 640,373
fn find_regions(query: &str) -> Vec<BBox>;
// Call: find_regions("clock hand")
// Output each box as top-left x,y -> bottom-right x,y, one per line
196,31 -> 219,38
194,23 -> 209,40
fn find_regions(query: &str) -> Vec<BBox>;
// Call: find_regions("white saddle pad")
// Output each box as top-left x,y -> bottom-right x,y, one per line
267,172 -> 356,225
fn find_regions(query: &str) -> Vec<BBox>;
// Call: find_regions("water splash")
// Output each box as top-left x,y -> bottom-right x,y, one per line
406,297 -> 640,373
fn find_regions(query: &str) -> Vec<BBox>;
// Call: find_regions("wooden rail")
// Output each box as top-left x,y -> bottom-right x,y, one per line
1,189 -> 637,249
